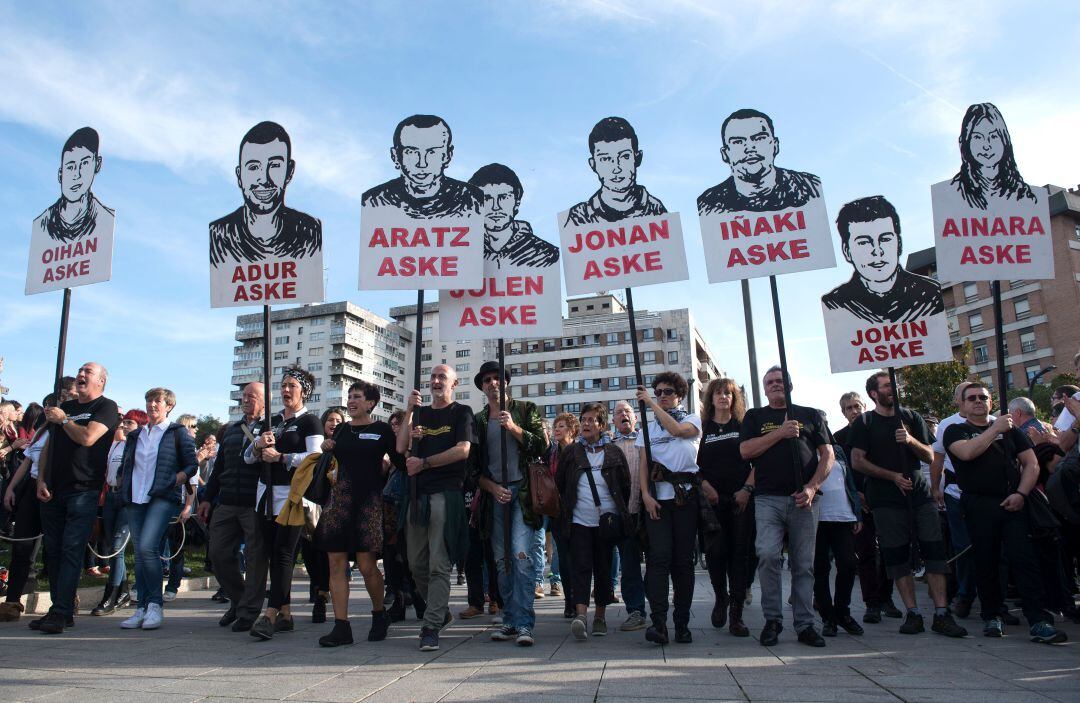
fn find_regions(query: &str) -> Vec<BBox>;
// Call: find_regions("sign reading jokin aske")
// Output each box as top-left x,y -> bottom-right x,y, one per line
820,196 -> 952,373
558,117 -> 688,296
439,164 -> 563,340
697,108 -> 836,283
26,127 -> 116,295
931,102 -> 1053,282
358,114 -> 484,291
209,121 -> 324,308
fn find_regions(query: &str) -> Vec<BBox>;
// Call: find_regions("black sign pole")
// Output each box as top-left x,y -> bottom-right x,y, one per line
53,288 -> 72,398
262,305 -> 273,424
768,275 -> 802,490
741,279 -> 761,408
497,338 -> 512,567
625,288 -> 655,498
410,290 -> 425,518
991,281 -> 1009,412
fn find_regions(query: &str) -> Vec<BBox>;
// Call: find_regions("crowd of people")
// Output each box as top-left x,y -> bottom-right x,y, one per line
2,352 -> 1079,651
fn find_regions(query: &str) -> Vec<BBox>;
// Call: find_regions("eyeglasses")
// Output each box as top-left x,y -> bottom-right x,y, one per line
654,388 -> 677,397
580,417 -> 601,425
965,394 -> 990,402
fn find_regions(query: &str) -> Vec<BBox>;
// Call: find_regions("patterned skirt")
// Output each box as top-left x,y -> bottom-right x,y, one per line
313,472 -> 383,555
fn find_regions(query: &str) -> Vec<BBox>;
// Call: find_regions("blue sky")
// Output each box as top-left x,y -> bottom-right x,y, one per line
2,0 -> 1079,425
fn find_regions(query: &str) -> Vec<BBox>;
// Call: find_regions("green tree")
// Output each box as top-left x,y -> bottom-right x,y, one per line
896,343 -> 975,422
195,413 -> 223,445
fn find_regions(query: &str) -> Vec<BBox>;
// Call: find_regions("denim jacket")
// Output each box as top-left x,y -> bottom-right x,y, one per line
118,423 -> 198,506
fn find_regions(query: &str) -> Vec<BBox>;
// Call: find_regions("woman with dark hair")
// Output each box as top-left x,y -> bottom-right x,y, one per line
697,378 -> 755,636
315,382 -> 400,646
301,407 -> 346,624
636,371 -> 702,645
246,366 -> 324,640
555,403 -> 630,640
549,412 -> 580,618
951,102 -> 1036,210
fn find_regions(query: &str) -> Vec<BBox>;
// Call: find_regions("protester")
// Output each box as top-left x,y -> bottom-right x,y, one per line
162,413 -> 199,601
315,382 -> 399,646
636,372 -> 702,645
697,378 -> 754,637
547,412 -> 579,619
609,400 -> 648,631
33,363 -> 119,635
740,366 -> 832,647
197,382 -> 267,632
814,426 -> 864,637
383,409 -> 421,623
245,367 -> 324,640
303,407 -> 345,625
943,382 -> 1067,644
396,364 -> 474,652
556,402 -> 630,641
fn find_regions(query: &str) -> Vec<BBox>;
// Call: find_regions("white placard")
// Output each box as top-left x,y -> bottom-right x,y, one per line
822,307 -> 953,373
559,211 -> 688,296
439,260 -> 563,341
26,127 -> 115,295
211,252 -> 324,308
358,207 -> 484,290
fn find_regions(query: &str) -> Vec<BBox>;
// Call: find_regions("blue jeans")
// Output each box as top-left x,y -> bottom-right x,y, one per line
532,516 -> 546,585
491,485 -> 541,630
944,493 -> 975,603
617,532 -> 647,616
39,489 -> 99,619
755,494 -> 819,632
101,490 -> 129,588
126,498 -> 180,608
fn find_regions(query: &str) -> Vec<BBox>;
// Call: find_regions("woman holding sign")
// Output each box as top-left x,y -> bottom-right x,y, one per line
636,372 -> 702,645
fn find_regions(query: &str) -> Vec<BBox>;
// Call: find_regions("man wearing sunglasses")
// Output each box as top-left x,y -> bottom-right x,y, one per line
943,382 -> 1067,644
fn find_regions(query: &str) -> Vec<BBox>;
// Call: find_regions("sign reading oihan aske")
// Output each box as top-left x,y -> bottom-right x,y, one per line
26,127 -> 116,295
932,102 -> 1053,282
697,108 -> 835,282
209,121 -> 324,308
558,117 -> 688,296
821,196 -> 952,373
439,163 -> 563,340
359,114 -> 483,291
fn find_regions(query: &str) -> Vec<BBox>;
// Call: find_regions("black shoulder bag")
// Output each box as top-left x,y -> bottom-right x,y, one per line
991,425 -> 1059,539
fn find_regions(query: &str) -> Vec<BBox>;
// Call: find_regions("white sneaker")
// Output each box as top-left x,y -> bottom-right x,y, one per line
141,603 -> 163,630
121,608 -> 146,629
162,590 -> 177,602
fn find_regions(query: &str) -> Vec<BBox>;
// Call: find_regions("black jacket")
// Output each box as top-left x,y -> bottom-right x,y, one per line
203,419 -> 265,508
554,443 -> 631,536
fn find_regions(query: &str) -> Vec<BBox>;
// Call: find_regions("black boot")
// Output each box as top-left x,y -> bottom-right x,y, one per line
645,614 -> 669,645
319,619 -> 354,647
368,609 -> 390,641
311,594 -> 327,624
387,592 -> 406,623
91,585 -> 117,616
728,601 -> 749,637
114,581 -> 131,609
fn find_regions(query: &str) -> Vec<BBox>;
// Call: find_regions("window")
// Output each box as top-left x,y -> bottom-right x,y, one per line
606,333 -> 620,344
563,380 -> 581,393
583,378 -> 602,392
643,374 -> 655,386
544,405 -> 556,418
421,353 -> 432,361
527,341 -> 539,353
968,312 -> 983,333
296,341 -> 303,350
1006,370 -> 1014,389
421,367 -> 431,376
309,394 -> 321,402
310,317 -> 325,326
526,384 -> 539,397
309,331 -> 325,341
421,340 -> 432,348
275,322 -> 289,330
570,305 -> 579,313
643,351 -> 658,364
510,343 -> 522,354
1013,296 -> 1031,320
625,375 -> 638,388
308,362 -> 323,372
510,365 -> 523,376
527,362 -> 540,374
459,391 -> 470,400
606,354 -> 619,367
624,353 -> 634,364
586,304 -> 594,311
274,336 -> 290,345
608,377 -> 621,390
308,346 -> 323,356
1019,329 -> 1037,354
1075,223 -> 1080,242
314,378 -> 322,387
544,383 -> 557,396
973,344 -> 989,364
543,339 -> 557,351
642,329 -> 656,341
455,363 -> 470,373
564,337 -> 577,348
543,360 -> 556,374
963,282 -> 978,303
668,351 -> 679,364
274,351 -> 288,360
1026,364 -> 1042,382
564,403 -> 581,414
562,358 -> 581,371
667,329 -> 678,340
583,356 -> 601,369
298,326 -> 304,334
455,349 -> 470,358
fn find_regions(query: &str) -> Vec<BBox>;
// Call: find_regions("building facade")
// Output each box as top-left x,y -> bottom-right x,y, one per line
229,302 -> 411,422
908,183 -> 1080,392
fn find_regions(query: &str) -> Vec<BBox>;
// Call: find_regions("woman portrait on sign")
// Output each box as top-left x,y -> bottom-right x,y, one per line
951,102 -> 1036,210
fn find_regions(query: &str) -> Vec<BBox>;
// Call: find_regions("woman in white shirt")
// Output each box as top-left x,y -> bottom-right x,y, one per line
813,435 -> 864,637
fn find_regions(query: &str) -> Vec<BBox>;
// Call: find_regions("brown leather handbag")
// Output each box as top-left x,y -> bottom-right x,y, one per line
528,460 -> 561,518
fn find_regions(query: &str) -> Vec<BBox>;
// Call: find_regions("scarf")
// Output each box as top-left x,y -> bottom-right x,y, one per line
282,368 -> 313,398
610,429 -> 638,442
576,435 -> 610,453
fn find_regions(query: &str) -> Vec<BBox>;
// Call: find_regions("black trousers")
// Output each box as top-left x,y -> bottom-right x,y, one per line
854,509 -> 894,607
645,495 -> 699,625
704,497 -> 755,604
252,518 -> 302,610
962,493 -> 1051,626
5,478 -> 41,602
570,524 -> 614,608
465,524 -> 501,608
814,521 -> 858,621
300,538 -> 330,596
553,529 -> 573,612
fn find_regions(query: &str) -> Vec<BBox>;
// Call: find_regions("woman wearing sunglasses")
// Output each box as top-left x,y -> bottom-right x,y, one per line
635,372 -> 702,645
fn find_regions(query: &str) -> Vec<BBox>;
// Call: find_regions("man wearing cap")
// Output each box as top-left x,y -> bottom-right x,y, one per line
472,360 -> 548,646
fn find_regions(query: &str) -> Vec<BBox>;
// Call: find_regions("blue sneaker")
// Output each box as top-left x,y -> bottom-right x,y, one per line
1029,622 -> 1067,644
982,618 -> 1003,637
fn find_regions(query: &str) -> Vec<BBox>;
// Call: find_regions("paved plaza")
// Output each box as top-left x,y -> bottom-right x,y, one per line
0,569 -> 1078,703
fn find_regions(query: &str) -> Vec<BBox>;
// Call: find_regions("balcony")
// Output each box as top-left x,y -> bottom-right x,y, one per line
236,324 -> 265,341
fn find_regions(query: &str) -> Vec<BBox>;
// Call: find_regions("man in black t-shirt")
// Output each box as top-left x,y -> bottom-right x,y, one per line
34,362 -> 119,634
849,371 -> 965,638
397,364 -> 475,651
739,366 -> 832,647
943,382 -> 1066,644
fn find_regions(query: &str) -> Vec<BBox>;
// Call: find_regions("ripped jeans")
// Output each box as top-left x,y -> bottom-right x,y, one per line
490,484 -> 542,630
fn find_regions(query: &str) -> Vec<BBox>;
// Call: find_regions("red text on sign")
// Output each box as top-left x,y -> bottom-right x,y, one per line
959,245 -> 1031,265
718,210 -> 806,240
726,239 -> 809,267
459,305 -> 537,327
567,220 -> 669,253
582,251 -> 662,280
368,227 -> 470,248
941,216 -> 1045,238
377,256 -> 459,277
448,276 -> 543,298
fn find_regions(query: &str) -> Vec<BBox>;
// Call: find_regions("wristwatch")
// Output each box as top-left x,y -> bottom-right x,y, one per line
422,458 -> 431,471
61,417 -> 70,425
740,484 -> 755,495
1070,424 -> 1079,436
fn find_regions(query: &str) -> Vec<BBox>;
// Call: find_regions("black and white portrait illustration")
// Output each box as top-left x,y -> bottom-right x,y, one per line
697,109 -> 821,215
209,121 -> 321,268
820,196 -> 951,373
563,117 -> 666,225
469,163 -> 558,270
950,103 -> 1036,211
822,196 -> 942,324
209,121 -> 323,308
26,126 -> 117,295
362,114 -> 482,219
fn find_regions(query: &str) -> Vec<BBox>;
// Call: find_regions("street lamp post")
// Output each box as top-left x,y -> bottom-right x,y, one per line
1028,364 -> 1057,398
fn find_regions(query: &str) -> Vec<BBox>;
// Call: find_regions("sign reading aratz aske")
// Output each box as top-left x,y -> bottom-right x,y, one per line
359,114 -> 483,291
559,117 -> 688,296
932,102 -> 1053,282
26,127 -> 116,295
439,163 -> 562,339
209,121 -> 323,308
821,196 -> 952,372
697,108 -> 835,283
